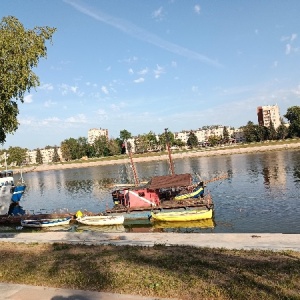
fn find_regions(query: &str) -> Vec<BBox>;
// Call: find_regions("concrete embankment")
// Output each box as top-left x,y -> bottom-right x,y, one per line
1,232 -> 300,252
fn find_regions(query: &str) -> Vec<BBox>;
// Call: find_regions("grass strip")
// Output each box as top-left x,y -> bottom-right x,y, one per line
0,242 -> 299,300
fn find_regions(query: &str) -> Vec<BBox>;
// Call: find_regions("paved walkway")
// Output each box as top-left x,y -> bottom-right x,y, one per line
0,283 -> 174,300
1,232 -> 299,299
0,232 -> 300,252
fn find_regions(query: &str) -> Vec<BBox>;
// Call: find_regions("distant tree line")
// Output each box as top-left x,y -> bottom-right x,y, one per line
1,106 -> 300,167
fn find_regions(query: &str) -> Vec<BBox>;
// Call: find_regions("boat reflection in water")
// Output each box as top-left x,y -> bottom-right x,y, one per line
123,218 -> 215,233
152,218 -> 215,233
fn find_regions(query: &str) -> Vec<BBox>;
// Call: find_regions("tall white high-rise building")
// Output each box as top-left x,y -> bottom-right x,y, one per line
88,128 -> 108,144
257,104 -> 281,129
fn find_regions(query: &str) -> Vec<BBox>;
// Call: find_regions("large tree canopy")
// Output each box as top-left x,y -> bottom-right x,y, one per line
0,16 -> 56,143
284,106 -> 300,138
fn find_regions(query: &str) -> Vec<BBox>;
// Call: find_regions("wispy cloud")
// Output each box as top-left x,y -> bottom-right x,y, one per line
44,100 -> 57,107
24,95 -> 33,103
133,77 -> 145,83
194,4 -> 201,15
64,0 -> 221,67
65,114 -> 87,123
39,83 -> 54,91
153,64 -> 165,79
101,86 -> 109,95
152,7 -> 165,21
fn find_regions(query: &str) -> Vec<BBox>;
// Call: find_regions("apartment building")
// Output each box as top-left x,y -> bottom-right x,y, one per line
88,128 -> 108,144
257,104 -> 281,129
26,148 -> 62,164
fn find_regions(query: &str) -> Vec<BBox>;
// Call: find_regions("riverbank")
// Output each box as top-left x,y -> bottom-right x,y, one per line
14,141 -> 300,174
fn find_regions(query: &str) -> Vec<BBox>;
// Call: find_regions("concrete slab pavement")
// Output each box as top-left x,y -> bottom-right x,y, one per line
0,232 -> 300,252
0,283 -> 175,300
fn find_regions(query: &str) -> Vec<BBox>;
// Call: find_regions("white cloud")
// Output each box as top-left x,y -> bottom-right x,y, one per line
39,83 -> 54,91
133,77 -> 145,83
24,95 -> 33,103
65,1 -> 221,67
101,86 -> 109,94
65,114 -> 87,123
291,33 -> 297,42
128,68 -> 134,74
194,4 -> 201,15
45,117 -> 60,122
138,68 -> 148,75
171,61 -> 177,67
97,109 -> 109,120
44,100 -> 57,107
285,44 -> 291,55
110,102 -> 126,111
154,64 -> 165,79
152,7 -> 164,20
59,84 -> 82,96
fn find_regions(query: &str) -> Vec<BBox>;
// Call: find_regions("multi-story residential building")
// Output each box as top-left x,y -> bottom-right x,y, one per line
88,128 -> 108,144
26,147 -> 62,164
257,104 -> 281,129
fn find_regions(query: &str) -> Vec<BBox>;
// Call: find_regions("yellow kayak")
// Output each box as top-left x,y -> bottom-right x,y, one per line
174,186 -> 204,201
151,209 -> 213,222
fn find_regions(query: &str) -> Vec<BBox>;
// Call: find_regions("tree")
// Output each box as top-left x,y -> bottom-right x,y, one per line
6,146 -> 27,166
94,135 -> 109,157
107,139 -> 121,156
159,130 -> 175,150
52,146 -> 60,163
0,16 -> 56,143
284,106 -> 300,138
120,129 -> 132,141
277,124 -> 289,140
187,131 -> 198,148
242,121 -> 257,142
222,126 -> 230,143
36,148 -> 43,164
268,120 -> 277,140
207,135 -> 221,147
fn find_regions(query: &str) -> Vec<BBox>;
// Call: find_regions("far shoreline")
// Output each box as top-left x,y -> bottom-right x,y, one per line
13,141 -> 300,174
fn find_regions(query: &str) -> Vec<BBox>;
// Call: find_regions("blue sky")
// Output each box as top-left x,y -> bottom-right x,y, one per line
2,0 -> 300,150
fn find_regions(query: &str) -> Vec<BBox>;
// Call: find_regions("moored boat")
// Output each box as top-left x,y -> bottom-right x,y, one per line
109,129 -> 226,219
0,170 -> 14,196
21,216 -> 71,228
76,215 -> 124,226
150,209 -> 213,222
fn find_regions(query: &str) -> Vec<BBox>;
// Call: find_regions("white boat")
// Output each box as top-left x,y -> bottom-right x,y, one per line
21,216 -> 71,228
77,215 -> 124,226
0,170 -> 14,196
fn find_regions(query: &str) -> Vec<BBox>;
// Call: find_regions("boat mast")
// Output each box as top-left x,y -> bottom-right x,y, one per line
165,128 -> 175,176
126,141 -> 139,186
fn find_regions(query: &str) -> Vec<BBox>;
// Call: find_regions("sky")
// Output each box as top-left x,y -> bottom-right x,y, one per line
1,0 -> 300,150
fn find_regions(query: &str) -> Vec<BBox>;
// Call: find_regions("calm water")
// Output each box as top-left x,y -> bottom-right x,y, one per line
12,149 -> 300,233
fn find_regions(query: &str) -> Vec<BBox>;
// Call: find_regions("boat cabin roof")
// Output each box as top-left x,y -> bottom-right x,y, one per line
148,173 -> 192,189
0,170 -> 13,177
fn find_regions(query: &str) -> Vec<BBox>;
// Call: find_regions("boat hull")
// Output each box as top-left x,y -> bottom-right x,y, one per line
151,209 -> 213,222
21,217 -> 71,228
77,215 -> 124,226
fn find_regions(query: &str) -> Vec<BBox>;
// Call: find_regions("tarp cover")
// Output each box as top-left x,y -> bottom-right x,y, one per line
148,173 -> 192,189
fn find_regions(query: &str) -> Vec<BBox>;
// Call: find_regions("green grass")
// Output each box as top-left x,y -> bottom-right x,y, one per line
0,242 -> 300,300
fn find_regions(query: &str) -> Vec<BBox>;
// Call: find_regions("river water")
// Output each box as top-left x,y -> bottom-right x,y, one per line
11,149 -> 300,233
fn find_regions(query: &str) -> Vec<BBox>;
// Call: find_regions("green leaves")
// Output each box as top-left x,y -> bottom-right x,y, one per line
0,16 -> 56,143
